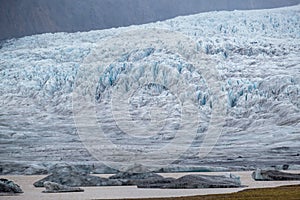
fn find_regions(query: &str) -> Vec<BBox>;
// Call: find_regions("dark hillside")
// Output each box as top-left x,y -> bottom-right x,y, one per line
1,0 -> 300,40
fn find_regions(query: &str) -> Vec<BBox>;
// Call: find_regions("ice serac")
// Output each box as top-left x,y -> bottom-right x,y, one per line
0,5 -> 300,174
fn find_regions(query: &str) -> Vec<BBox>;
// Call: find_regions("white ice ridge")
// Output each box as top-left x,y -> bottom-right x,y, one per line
0,5 -> 299,172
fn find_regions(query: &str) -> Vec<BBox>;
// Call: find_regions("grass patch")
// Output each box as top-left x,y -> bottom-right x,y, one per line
116,184 -> 300,200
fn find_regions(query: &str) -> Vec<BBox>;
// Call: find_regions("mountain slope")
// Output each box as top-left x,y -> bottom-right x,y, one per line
1,0 -> 300,40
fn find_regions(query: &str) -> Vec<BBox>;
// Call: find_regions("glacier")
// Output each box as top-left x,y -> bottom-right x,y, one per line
0,5 -> 300,174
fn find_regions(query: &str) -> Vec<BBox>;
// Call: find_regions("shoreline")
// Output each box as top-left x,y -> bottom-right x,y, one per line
2,171 -> 300,199
115,184 -> 300,200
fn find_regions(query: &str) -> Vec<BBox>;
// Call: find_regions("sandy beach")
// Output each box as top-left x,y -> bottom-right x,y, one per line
2,171 -> 300,200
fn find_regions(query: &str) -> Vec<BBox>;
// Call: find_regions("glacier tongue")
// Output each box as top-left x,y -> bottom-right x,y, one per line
0,5 -> 300,173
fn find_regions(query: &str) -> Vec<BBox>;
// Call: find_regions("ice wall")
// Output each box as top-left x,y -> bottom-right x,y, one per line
0,5 -> 299,174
